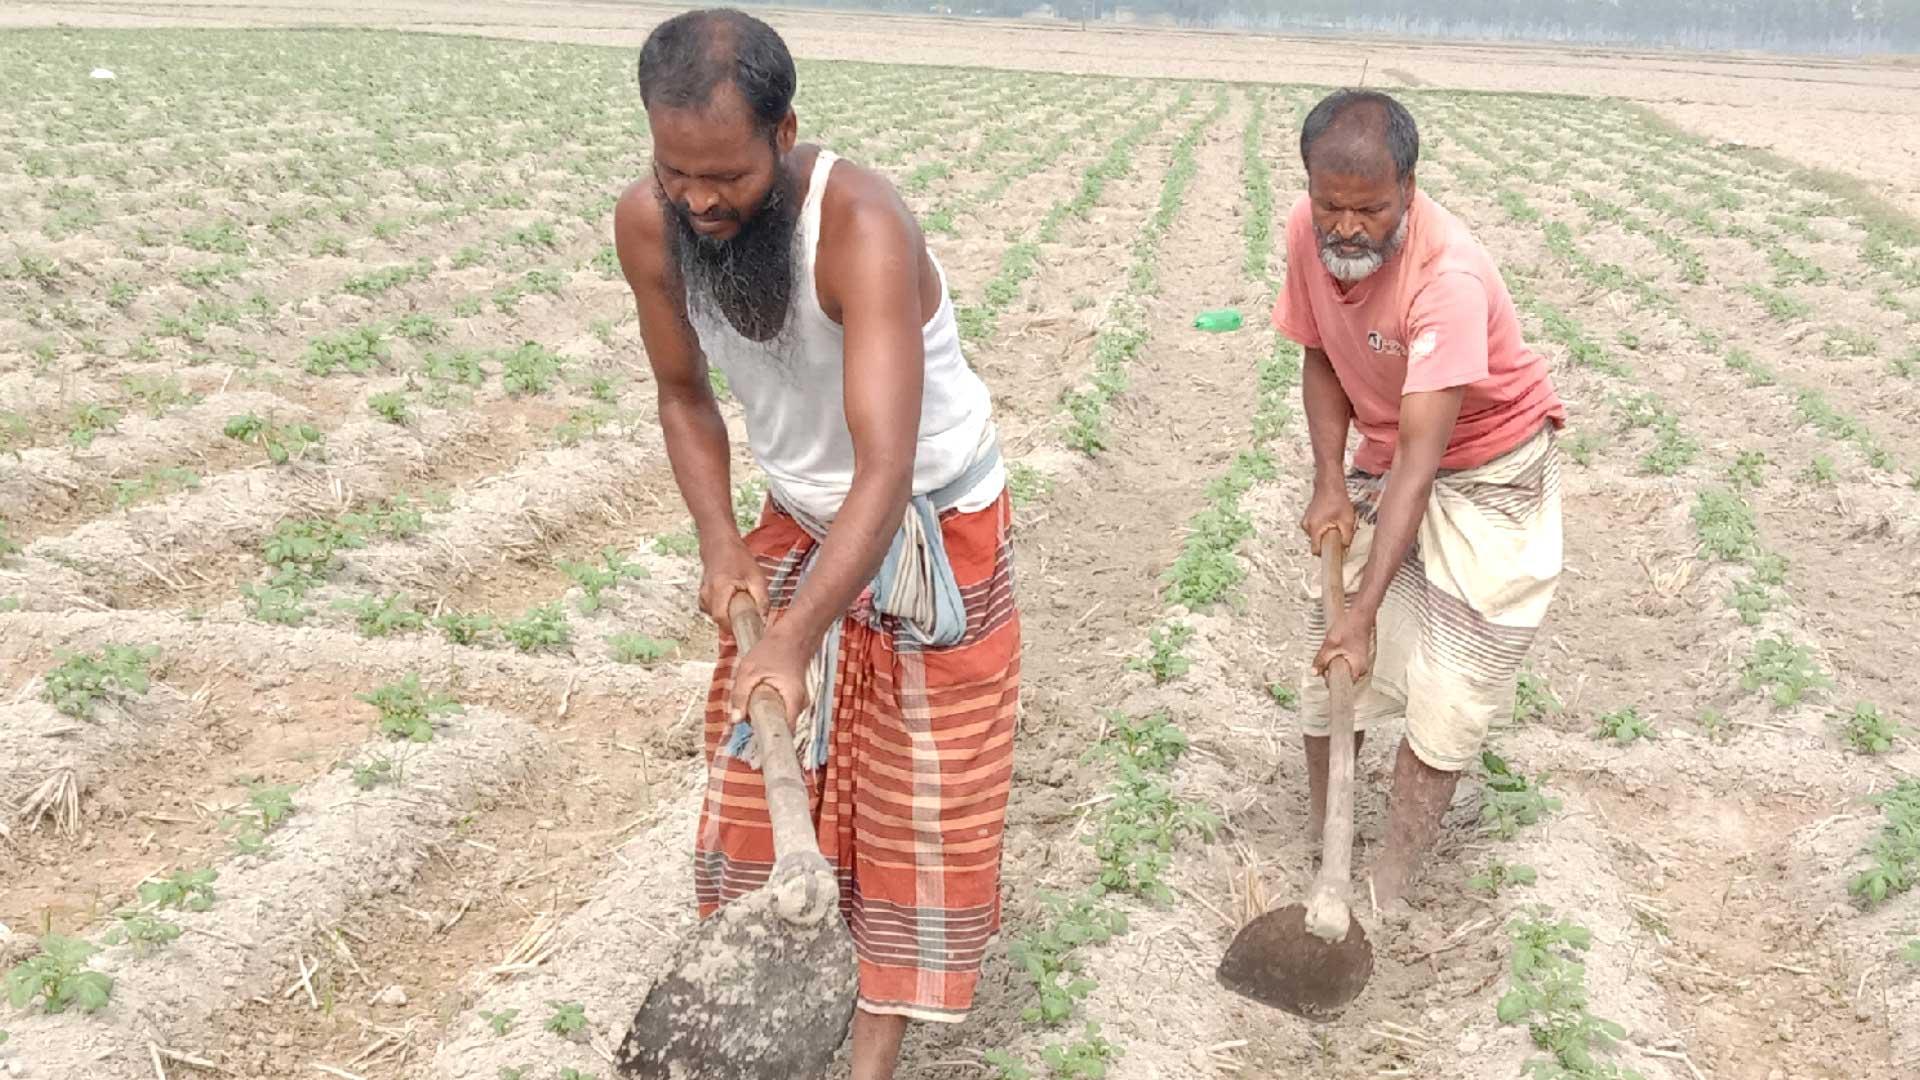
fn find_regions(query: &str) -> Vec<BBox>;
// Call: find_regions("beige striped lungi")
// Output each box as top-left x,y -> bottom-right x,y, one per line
1301,424 -> 1562,771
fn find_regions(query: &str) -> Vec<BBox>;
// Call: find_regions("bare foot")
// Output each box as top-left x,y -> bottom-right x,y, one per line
1366,857 -> 1415,915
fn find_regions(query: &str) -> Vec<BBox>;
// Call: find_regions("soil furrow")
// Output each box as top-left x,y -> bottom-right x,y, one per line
3,706 -> 548,1080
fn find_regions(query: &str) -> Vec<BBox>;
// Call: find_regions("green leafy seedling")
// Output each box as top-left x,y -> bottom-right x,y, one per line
1469,861 -> 1538,897
137,868 -> 217,912
480,1007 -> 518,1037
545,1000 -> 588,1038
350,754 -> 401,790
395,313 -> 443,341
223,783 -> 295,853
42,645 -> 155,719
733,476 -> 767,531
1798,455 -> 1838,487
559,548 -> 647,613
243,580 -> 313,626
1839,703 -> 1900,755
654,531 -> 699,558
1594,707 -> 1654,745
503,604 -> 571,653
1727,450 -> 1767,488
1848,781 -> 1920,908
500,342 -> 565,395
1086,710 -> 1189,772
609,633 -> 676,665
1007,461 -> 1052,509
1728,579 -> 1774,625
1479,752 -> 1561,839
981,1050 -> 1032,1080
358,674 -> 463,743
1514,670 -> 1561,724
103,911 -> 182,955
1740,635 -> 1830,709
333,593 -> 425,638
1266,682 -> 1299,710
1038,1023 -> 1121,1078
1562,430 -> 1604,467
368,390 -> 411,425
67,402 -> 122,448
434,611 -> 494,646
304,325 -> 389,376
1691,489 -> 1758,561
5,935 -> 112,1014
1127,623 -> 1193,685
1007,891 -> 1127,1028
339,496 -> 428,540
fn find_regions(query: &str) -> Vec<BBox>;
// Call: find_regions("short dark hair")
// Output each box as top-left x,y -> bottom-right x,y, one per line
638,9 -> 796,136
1299,89 -> 1419,182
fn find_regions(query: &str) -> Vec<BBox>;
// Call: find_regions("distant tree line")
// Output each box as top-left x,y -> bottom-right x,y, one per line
769,0 -> 1920,53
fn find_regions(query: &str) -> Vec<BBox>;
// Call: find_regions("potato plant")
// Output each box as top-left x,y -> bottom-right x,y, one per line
5,936 -> 112,1015
358,674 -> 463,743
41,645 -> 156,719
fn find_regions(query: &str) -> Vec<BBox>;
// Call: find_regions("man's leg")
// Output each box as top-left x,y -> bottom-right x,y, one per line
1368,427 -> 1563,909
1367,738 -> 1461,910
849,1011 -> 911,1080
837,496 -> 1020,1076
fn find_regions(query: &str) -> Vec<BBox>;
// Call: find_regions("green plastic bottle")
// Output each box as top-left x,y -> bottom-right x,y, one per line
1194,308 -> 1244,332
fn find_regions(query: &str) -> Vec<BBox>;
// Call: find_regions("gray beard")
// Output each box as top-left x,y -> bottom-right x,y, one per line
1318,212 -> 1409,284
664,170 -> 801,346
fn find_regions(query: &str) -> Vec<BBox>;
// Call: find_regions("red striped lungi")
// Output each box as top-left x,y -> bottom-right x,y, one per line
694,492 -> 1020,1022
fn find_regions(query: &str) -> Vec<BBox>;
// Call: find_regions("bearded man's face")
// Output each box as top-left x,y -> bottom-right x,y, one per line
648,90 -> 800,342
1308,167 -> 1413,284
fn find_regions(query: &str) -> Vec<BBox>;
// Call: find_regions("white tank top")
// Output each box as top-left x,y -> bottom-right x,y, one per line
689,150 -> 1002,524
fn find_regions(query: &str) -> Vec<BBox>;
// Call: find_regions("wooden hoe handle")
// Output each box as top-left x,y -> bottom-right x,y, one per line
727,593 -> 831,878
1305,535 -> 1359,942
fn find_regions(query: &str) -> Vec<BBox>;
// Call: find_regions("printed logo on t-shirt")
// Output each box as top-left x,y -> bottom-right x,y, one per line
1408,329 -> 1438,362
1366,330 -> 1408,357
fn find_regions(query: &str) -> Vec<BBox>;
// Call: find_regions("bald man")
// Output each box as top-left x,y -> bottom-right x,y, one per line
1273,89 -> 1567,909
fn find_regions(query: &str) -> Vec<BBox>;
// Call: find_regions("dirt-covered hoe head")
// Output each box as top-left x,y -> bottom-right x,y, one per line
1216,901 -> 1374,1020
617,594 -> 859,1078
1215,536 -> 1374,1021
614,863 -> 857,1078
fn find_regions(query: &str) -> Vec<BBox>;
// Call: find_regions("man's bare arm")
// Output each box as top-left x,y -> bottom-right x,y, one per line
1302,346 -> 1352,489
1299,345 -> 1359,553
613,185 -> 740,558
1350,388 -> 1464,616
770,180 -> 923,650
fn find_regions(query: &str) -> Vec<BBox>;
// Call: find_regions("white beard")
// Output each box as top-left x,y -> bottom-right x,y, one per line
1319,213 -> 1408,283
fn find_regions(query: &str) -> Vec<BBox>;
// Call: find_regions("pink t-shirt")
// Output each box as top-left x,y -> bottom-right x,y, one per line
1271,192 -> 1565,475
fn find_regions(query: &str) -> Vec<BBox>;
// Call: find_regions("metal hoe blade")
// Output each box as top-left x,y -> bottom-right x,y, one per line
615,871 -> 858,1079
1215,902 -> 1374,1021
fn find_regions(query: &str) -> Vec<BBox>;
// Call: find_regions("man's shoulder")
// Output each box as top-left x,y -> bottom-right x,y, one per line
817,151 -> 913,232
1285,192 -> 1314,234
611,180 -> 677,296
1413,197 -> 1502,288
613,180 -> 667,248
815,149 -> 921,269
1416,195 -> 1491,264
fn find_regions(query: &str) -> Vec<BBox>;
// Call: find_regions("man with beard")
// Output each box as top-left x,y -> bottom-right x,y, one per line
611,9 -> 1017,1078
1272,89 -> 1567,912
